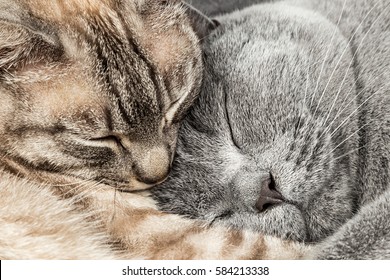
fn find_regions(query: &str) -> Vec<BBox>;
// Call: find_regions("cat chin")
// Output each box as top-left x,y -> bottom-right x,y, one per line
80,177 -> 158,192
213,204 -> 307,242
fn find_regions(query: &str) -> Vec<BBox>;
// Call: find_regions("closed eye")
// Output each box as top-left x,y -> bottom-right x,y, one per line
90,135 -> 125,149
224,88 -> 241,150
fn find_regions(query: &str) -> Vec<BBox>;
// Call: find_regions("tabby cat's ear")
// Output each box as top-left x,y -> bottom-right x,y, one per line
0,5 -> 61,71
183,3 -> 220,41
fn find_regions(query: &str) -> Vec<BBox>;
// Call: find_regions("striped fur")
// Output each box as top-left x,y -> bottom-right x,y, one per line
0,0 -> 208,191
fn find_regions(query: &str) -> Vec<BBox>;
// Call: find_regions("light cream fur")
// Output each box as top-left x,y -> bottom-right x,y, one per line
0,169 -> 308,259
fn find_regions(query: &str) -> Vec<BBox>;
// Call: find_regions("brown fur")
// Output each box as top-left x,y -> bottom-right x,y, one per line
0,0 -> 205,190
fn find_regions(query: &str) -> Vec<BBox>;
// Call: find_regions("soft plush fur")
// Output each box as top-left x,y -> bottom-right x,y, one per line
0,169 -> 307,259
0,0 -> 215,191
0,0 -> 305,260
0,172 -> 116,259
153,0 -> 390,259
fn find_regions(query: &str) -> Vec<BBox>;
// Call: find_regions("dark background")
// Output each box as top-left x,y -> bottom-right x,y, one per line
186,0 -> 270,16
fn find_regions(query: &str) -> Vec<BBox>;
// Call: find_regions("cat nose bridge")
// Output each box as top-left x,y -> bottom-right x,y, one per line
132,144 -> 171,185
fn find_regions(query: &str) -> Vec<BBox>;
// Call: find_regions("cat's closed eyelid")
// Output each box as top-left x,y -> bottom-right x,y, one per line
88,135 -> 126,150
223,89 -> 241,150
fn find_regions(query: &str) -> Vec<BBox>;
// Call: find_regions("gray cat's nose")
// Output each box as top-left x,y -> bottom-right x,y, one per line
255,174 -> 284,212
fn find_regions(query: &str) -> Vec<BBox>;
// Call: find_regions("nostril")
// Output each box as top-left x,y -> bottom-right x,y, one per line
261,203 -> 273,212
256,173 -> 285,213
269,173 -> 277,191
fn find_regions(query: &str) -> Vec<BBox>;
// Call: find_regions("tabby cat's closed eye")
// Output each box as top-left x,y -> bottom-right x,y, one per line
89,135 -> 125,149
0,0 -> 218,191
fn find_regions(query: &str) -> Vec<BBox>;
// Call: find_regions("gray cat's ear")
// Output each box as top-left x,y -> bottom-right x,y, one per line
183,3 -> 220,41
0,5 -> 61,70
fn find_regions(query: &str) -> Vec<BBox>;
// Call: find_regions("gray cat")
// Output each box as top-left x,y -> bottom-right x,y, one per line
153,0 -> 390,259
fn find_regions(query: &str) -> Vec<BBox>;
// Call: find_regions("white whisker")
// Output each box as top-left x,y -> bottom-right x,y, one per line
315,0 -> 382,123
327,144 -> 368,166
330,90 -> 382,138
325,123 -> 369,159
319,77 -> 377,139
60,179 -> 95,197
321,1 -> 389,132
309,0 -> 348,108
297,48 -> 315,133
70,180 -> 106,204
111,189 -> 118,223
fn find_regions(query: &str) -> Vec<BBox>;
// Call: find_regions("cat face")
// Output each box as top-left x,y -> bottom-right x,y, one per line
0,0 -> 216,190
153,5 -> 361,242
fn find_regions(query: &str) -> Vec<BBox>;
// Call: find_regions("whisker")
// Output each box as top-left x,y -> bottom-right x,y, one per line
327,144 -> 368,166
70,180 -> 107,204
318,77 -> 377,139
60,179 -> 96,197
315,0 -> 382,123
52,179 -> 93,188
309,0 -> 347,108
111,188 -> 118,223
325,123 -> 369,158
297,48 -> 315,134
320,1 -> 389,132
329,88 -> 383,138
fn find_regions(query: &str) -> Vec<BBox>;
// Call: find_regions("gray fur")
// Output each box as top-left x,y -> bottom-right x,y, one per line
153,0 -> 390,258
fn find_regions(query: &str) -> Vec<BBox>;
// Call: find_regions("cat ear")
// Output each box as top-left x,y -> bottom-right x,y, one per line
0,5 -> 61,71
183,3 -> 220,41
165,84 -> 199,125
161,5 -> 218,125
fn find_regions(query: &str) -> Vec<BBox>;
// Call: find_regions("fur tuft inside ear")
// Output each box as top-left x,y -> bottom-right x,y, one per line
183,3 -> 220,41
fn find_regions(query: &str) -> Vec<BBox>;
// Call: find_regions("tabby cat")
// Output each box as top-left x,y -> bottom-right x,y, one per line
0,0 -> 213,190
0,0 -> 305,259
153,0 -> 390,259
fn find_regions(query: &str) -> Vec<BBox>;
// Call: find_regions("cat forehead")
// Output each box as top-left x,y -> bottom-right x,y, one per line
2,0 -> 202,134
13,70 -> 162,140
20,0 -> 136,22
17,0 -> 190,48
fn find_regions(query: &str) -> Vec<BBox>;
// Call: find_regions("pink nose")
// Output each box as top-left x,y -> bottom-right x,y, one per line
255,174 -> 284,212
